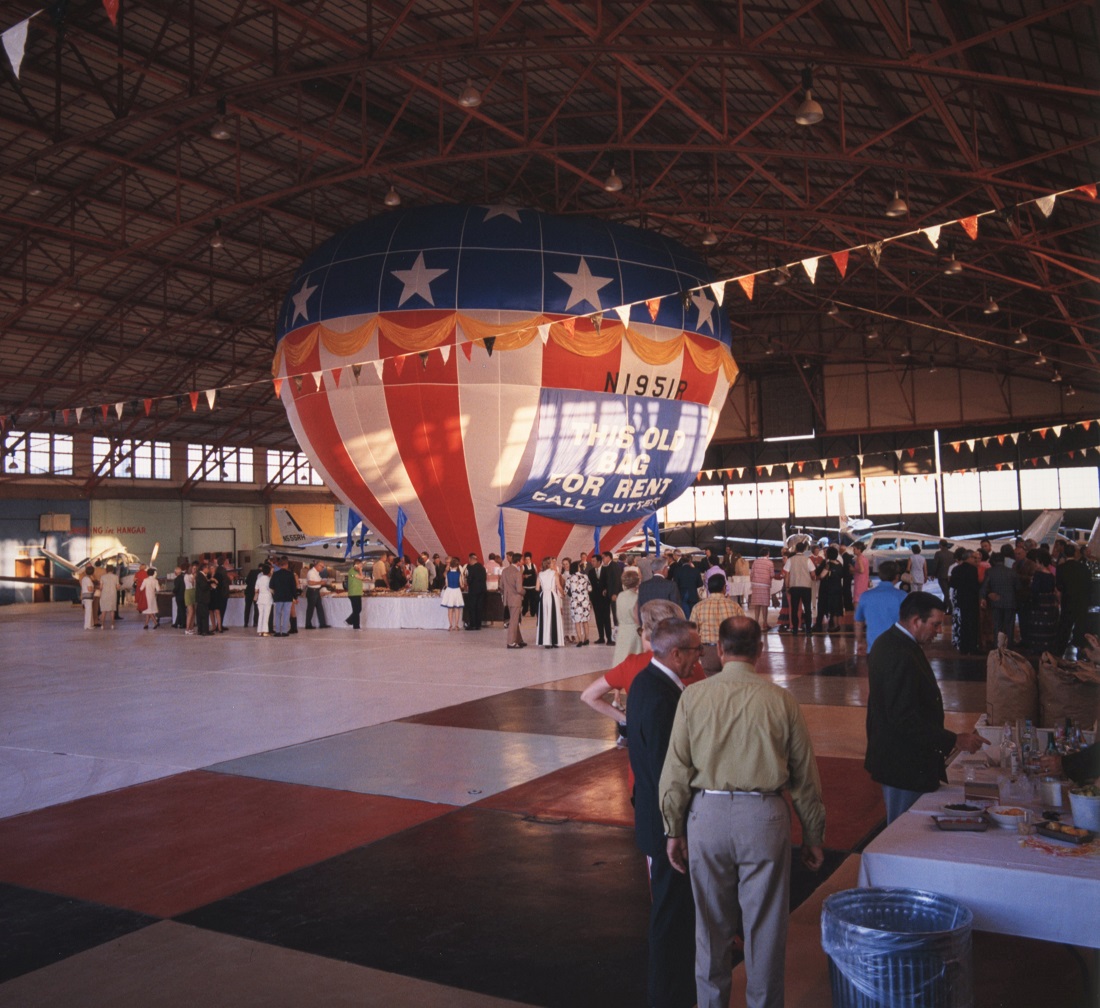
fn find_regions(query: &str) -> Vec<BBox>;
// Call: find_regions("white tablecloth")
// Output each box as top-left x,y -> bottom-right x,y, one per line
858,786 -> 1100,947
204,594 -> 448,630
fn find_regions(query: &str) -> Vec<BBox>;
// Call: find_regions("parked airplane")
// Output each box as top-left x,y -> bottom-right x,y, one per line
37,544 -> 144,577
794,491 -> 903,543
855,509 -> 1067,573
259,508 -> 383,563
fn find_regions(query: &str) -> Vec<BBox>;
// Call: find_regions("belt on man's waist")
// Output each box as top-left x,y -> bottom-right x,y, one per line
701,788 -> 781,796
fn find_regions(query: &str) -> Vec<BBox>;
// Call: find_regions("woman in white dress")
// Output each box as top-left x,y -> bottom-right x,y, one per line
610,569 -> 645,665
141,568 -> 161,629
254,562 -> 273,636
535,557 -> 564,647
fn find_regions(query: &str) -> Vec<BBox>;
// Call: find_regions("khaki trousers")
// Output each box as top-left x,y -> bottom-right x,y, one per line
687,791 -> 791,1008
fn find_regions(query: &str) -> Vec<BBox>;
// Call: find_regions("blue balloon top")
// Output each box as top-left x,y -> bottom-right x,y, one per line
277,204 -> 730,347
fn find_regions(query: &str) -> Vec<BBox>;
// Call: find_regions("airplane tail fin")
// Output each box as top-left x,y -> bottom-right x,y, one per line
274,508 -> 308,545
1019,509 -> 1064,544
37,547 -> 80,574
838,489 -> 850,531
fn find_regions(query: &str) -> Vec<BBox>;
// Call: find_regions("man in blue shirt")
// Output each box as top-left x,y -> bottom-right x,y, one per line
855,560 -> 904,651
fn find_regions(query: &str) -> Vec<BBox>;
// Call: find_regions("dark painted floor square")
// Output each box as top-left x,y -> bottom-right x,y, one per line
0,883 -> 157,984
400,687 -> 618,742
177,805 -> 650,1008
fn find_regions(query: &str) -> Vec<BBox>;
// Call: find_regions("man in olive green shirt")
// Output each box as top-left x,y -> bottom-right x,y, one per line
659,615 -> 825,1008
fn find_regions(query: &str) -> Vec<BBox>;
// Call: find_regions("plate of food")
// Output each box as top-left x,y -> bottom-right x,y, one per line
941,801 -> 983,817
932,815 -> 988,831
986,805 -> 1029,828
1035,821 -> 1095,845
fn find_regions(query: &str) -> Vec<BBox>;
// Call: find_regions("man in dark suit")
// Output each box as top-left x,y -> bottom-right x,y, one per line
588,553 -> 614,645
637,557 -> 680,618
464,553 -> 487,629
865,591 -> 988,822
626,617 -> 700,1008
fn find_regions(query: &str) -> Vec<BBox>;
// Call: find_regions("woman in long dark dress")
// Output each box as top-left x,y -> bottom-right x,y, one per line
813,546 -> 845,632
949,548 -> 981,654
1027,549 -> 1059,653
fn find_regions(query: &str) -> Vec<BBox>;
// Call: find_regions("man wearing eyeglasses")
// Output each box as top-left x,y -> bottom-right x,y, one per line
626,617 -> 703,1008
660,615 -> 825,1008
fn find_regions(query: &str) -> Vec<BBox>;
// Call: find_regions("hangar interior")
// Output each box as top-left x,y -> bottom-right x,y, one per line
0,3 -> 1098,1007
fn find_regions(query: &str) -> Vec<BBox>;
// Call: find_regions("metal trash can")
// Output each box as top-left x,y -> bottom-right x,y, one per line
821,887 -> 973,1008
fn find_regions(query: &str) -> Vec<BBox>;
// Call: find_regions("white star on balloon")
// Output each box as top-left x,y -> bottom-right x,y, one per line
554,257 -> 614,312
392,252 -> 449,307
291,278 -> 318,324
690,291 -> 716,332
481,204 -> 523,223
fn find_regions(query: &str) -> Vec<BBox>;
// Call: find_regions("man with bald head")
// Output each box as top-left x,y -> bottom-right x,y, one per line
661,615 -> 825,1008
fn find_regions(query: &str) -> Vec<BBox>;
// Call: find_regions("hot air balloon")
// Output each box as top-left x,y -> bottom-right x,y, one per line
274,205 -> 736,562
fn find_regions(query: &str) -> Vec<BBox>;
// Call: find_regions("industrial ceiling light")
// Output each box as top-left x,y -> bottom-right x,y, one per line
794,67 -> 823,125
927,361 -> 938,374
1013,330 -> 1028,345
26,167 -> 43,197
899,348 -> 912,360
942,254 -> 963,275
825,302 -> 839,316
884,190 -> 908,217
701,226 -> 718,247
771,263 -> 791,286
1065,385 -> 1076,397
982,296 -> 999,314
209,218 -> 224,250
866,327 -> 879,340
210,97 -> 232,141
70,295 -> 84,309
603,167 -> 623,193
384,185 -> 401,207
1034,353 -> 1047,365
457,78 -> 482,109
1051,369 -> 1062,383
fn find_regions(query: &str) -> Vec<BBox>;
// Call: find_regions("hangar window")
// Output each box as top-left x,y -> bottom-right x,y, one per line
266,449 -> 324,486
188,444 -> 254,482
93,438 -> 171,479
2,431 -> 73,475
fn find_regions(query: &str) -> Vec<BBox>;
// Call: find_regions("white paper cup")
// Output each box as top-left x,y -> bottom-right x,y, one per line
1040,778 -> 1063,807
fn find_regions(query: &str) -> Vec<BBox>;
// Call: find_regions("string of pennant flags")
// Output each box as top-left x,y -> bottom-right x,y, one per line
693,418 -> 1098,484
0,103 -> 1095,439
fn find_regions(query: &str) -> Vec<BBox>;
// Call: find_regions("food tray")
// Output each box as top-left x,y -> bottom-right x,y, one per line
932,816 -> 988,832
1035,822 -> 1095,845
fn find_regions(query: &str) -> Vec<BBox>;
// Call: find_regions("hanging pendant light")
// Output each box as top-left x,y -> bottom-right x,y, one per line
884,190 -> 908,217
457,78 -> 482,108
795,67 -> 824,125
384,185 -> 401,207
603,167 -> 623,193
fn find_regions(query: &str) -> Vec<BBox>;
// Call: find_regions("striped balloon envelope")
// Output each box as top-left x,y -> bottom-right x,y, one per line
273,204 -> 737,562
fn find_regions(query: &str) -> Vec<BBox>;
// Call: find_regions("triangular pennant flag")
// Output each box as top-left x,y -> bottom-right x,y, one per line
372,360 -> 383,379
764,465 -> 774,476
2,17 -> 30,79
997,434 -> 1006,446
1081,420 -> 1092,431
312,370 -> 324,391
856,454 -> 864,464
560,318 -> 576,337
1008,431 -> 1017,444
709,281 -> 726,305
979,437 -> 989,448
393,355 -> 407,377
331,367 -> 342,388
646,298 -> 661,321
950,441 -> 961,452
801,258 -> 818,283
537,323 -> 551,345
419,352 -> 430,368
440,345 -> 451,365
62,409 -> 70,424
737,275 -> 755,300
75,407 -> 84,423
1038,427 -> 1048,439
101,404 -> 109,421
273,378 -> 282,398
735,467 -> 744,478
484,336 -> 496,356
832,458 -> 840,468
102,0 -> 119,26
1052,424 -> 1065,437
1042,455 -> 1051,464
205,389 -> 216,410
189,391 -> 199,411
1035,194 -> 1056,217
830,250 -> 849,277
784,463 -> 794,475
114,402 -> 124,419
1077,183 -> 1096,199
756,467 -> 764,476
907,448 -> 916,458
591,313 -> 603,334
796,461 -> 805,473
292,375 -> 303,393
143,398 -> 152,416
819,459 -> 828,472
960,216 -> 979,240
995,463 -> 1003,472
614,305 -> 631,326
350,363 -> 362,382
965,439 -> 976,451
923,225 -> 941,249
895,449 -> 904,460
868,241 -> 883,268
1069,450 -> 1076,459
460,340 -> 474,361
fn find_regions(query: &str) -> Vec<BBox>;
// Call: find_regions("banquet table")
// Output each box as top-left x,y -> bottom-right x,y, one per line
858,785 -> 1100,947
181,593 -> 450,630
